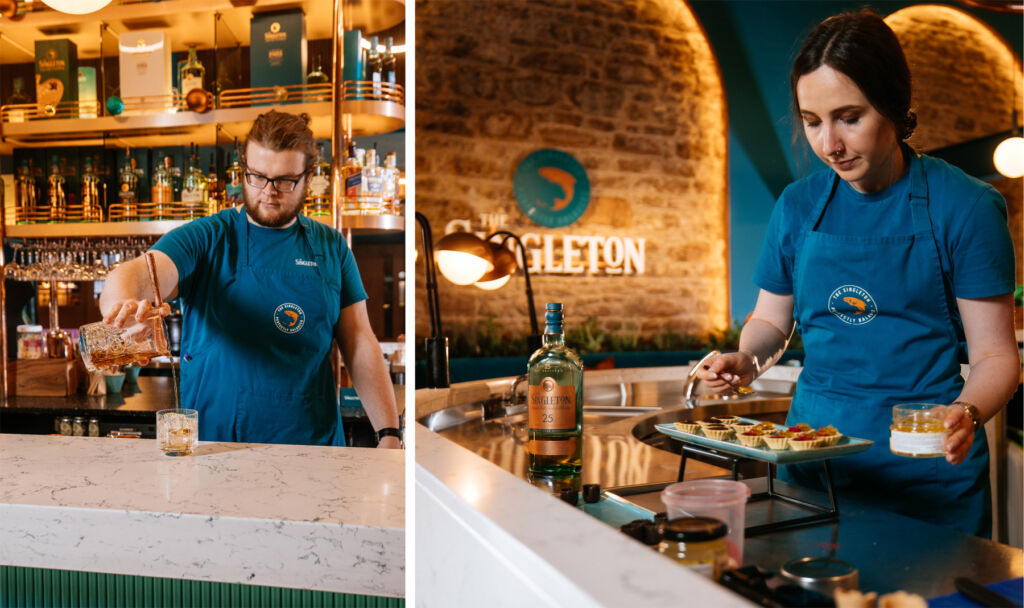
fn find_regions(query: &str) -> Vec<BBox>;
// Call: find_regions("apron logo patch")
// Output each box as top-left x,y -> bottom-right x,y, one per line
274,303 -> 306,334
828,285 -> 878,325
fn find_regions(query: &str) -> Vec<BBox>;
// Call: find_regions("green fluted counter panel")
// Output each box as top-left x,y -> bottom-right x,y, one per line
0,567 -> 404,608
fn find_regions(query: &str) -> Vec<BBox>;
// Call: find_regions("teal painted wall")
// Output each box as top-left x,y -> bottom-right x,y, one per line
689,0 -> 1023,323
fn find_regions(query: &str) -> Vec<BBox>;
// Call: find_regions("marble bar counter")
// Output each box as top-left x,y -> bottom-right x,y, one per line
0,434 -> 405,598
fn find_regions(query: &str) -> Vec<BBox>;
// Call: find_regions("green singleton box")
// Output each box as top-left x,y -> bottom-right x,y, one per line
35,39 -> 78,117
250,9 -> 307,92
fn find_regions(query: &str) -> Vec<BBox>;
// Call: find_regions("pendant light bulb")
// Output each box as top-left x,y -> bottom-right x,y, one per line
993,136 -> 1024,178
41,0 -> 112,14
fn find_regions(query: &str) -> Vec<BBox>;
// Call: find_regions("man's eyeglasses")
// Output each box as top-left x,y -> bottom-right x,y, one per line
243,171 -> 304,193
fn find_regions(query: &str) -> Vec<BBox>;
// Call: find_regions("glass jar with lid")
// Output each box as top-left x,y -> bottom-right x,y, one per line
17,325 -> 44,359
657,516 -> 729,580
59,416 -> 73,436
72,417 -> 86,437
890,403 -> 949,458
88,418 -> 100,437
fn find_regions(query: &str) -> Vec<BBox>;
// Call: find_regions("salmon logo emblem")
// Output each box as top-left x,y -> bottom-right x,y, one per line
828,285 -> 877,326
542,377 -> 556,392
273,303 -> 305,334
514,149 -> 591,228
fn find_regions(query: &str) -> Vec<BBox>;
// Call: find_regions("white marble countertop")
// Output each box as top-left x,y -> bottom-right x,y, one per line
416,423 -> 751,607
0,434 -> 404,598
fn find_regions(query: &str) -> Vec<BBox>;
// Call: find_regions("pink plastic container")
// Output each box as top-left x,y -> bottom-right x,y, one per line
661,479 -> 752,565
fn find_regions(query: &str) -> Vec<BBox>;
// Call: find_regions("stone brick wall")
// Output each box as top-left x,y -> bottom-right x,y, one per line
415,0 -> 729,344
888,6 -> 1023,294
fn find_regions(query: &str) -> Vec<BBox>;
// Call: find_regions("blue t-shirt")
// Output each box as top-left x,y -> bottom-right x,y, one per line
817,169 -> 912,236
154,208 -> 367,310
754,154 -> 1014,300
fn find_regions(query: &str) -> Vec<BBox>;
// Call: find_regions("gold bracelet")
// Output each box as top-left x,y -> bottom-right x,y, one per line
952,401 -> 981,430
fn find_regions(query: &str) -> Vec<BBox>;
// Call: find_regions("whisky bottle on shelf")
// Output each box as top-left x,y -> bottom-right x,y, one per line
359,148 -> 384,215
383,37 -> 396,96
207,161 -> 221,212
308,54 -> 329,84
118,149 -> 139,221
305,142 -> 331,217
527,303 -> 583,476
152,156 -> 175,221
307,54 -> 330,101
80,157 -> 103,222
15,160 -> 37,224
224,140 -> 244,210
8,76 -> 30,123
181,144 -> 209,219
46,159 -> 67,223
382,151 -> 399,214
367,35 -> 382,97
341,141 -> 361,215
181,45 -> 205,94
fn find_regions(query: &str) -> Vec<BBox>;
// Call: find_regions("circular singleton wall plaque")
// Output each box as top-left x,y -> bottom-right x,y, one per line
513,149 -> 590,228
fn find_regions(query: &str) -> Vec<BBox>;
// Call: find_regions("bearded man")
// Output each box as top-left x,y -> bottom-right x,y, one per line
100,110 -> 400,448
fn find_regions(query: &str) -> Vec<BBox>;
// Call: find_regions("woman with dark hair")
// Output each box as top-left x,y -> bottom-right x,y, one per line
699,11 -> 1017,536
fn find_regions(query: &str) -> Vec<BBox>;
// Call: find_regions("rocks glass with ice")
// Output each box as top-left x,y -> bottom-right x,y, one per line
79,317 -> 169,372
157,409 -> 198,456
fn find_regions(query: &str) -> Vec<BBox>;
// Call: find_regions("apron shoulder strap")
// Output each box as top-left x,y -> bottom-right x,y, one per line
806,172 -> 841,233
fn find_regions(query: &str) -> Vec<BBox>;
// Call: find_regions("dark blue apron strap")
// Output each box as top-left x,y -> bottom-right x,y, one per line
793,172 -> 840,326
806,173 -> 840,233
236,206 -> 250,268
906,148 -> 964,356
297,215 -> 327,283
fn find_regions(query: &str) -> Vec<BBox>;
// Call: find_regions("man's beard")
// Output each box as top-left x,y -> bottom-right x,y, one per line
243,190 -> 302,228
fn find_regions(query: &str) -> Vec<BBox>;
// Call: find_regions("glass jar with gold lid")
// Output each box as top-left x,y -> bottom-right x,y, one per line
890,403 -> 949,458
657,516 -> 729,580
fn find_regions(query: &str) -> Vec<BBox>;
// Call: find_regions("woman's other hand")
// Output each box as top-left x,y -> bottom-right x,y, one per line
696,351 -> 757,395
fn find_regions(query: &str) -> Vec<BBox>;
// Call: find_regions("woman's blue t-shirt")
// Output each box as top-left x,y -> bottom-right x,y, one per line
753,154 -> 1015,301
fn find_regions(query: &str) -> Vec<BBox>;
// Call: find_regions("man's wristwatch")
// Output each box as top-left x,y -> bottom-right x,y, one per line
952,401 -> 981,430
375,427 -> 403,444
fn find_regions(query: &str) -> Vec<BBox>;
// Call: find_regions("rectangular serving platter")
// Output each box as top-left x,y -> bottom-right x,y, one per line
654,418 -> 873,465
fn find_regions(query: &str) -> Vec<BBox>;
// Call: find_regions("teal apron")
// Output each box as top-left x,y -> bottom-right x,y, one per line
781,149 -> 990,537
180,208 -> 345,446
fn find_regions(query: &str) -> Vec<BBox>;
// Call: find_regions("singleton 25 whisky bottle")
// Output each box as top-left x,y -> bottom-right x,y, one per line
527,302 -> 583,476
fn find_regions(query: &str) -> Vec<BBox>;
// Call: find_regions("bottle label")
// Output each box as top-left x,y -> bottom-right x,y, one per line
309,175 -> 330,196
528,438 -> 576,456
225,178 -> 243,202
345,173 -> 361,197
528,377 -> 576,431
890,429 -> 947,456
182,75 -> 203,93
182,188 -> 204,204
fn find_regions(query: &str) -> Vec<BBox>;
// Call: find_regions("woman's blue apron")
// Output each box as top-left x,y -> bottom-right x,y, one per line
780,150 -> 990,537
181,208 -> 345,446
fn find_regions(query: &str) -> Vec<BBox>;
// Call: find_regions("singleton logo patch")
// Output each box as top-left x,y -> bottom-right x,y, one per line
274,303 -> 305,334
827,285 -> 878,325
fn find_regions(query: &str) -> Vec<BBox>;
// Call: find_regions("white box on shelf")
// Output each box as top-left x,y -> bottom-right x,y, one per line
118,30 -> 172,103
